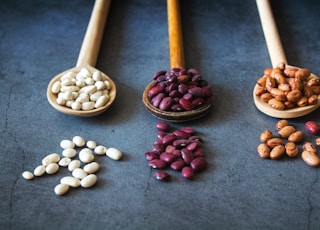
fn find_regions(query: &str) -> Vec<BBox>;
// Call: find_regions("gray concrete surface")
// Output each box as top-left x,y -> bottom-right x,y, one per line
1,0 -> 320,229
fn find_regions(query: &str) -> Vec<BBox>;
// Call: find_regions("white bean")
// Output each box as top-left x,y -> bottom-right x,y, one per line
83,162 -> 100,174
58,157 -> 71,167
62,148 -> 77,158
94,81 -> 105,90
106,147 -> 122,161
54,183 -> 69,196
82,101 -> 95,111
80,67 -> 91,77
42,153 -> 60,166
71,101 -> 81,110
79,148 -> 94,163
72,136 -> 86,147
22,171 -> 34,180
81,85 -> 97,94
66,100 -> 73,108
56,97 -> 66,105
94,145 -> 107,155
60,176 -> 80,188
90,91 -> 103,101
60,140 -> 75,149
34,165 -> 46,176
81,174 -> 97,188
45,163 -> 59,174
51,81 -> 61,94
60,86 -> 80,93
92,71 -> 102,81
95,95 -> 108,109
72,168 -> 88,179
86,140 -> 97,149
85,78 -> 95,85
68,160 -> 81,172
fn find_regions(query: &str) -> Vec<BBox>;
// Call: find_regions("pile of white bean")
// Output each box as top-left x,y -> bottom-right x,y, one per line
51,68 -> 112,110
22,135 -> 122,196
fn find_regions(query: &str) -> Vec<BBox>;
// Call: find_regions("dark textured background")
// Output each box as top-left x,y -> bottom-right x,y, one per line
1,0 -> 320,229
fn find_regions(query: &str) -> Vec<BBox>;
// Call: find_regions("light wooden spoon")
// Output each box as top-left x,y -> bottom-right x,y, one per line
47,0 -> 116,117
253,0 -> 320,118
142,0 -> 212,122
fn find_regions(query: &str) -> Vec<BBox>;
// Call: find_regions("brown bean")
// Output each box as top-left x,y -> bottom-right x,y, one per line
260,93 -> 273,103
284,67 -> 298,77
266,137 -> 284,148
260,130 -> 273,142
268,98 -> 285,110
301,150 -> 320,167
257,143 -> 270,159
297,96 -> 308,107
270,145 -> 285,160
257,76 -> 267,87
276,119 -> 289,130
285,142 -> 299,158
288,131 -> 304,143
278,125 -> 296,138
316,138 -> 320,146
302,142 -> 317,152
286,90 -> 302,102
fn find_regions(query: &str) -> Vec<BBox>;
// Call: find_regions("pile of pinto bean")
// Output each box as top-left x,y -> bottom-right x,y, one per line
145,122 -> 208,181
148,68 -> 212,112
255,62 -> 320,110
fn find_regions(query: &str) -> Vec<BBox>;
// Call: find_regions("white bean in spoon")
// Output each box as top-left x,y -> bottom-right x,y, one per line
47,0 -> 116,117
253,0 -> 320,118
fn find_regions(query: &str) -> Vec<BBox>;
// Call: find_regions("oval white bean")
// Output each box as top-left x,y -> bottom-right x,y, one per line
72,136 -> 85,147
22,171 -> 34,180
95,95 -> 108,109
54,183 -> 69,196
60,140 -> 75,149
79,148 -> 94,163
83,162 -> 100,174
45,163 -> 59,174
94,145 -> 107,155
62,148 -> 77,158
81,174 -> 97,188
72,168 -> 88,179
34,165 -> 46,176
82,101 -> 95,111
60,176 -> 81,188
42,153 -> 60,166
106,147 -> 122,161
58,157 -> 71,167
68,160 -> 81,172
51,81 -> 61,94
86,140 -> 97,149
71,101 -> 81,110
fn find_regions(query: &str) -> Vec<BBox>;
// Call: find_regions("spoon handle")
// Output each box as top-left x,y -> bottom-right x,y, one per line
256,0 -> 287,67
76,0 -> 111,67
167,0 -> 185,70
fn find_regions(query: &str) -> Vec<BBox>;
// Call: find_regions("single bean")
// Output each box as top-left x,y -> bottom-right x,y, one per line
162,134 -> 177,145
34,165 -> 46,176
160,152 -> 176,164
148,85 -> 164,98
260,130 -> 273,142
154,171 -> 171,181
181,166 -> 194,179
305,121 -> 320,135
60,139 -> 75,149
152,93 -> 165,108
156,121 -> 171,132
266,138 -> 284,148
106,147 -> 123,161
303,142 -> 317,152
42,153 -> 61,166
278,125 -> 296,138
58,157 -> 71,167
62,148 -> 77,158
86,140 -> 97,149
257,143 -> 270,159
285,142 -> 299,158
148,159 -> 167,169
68,160 -> 81,172
79,148 -> 94,163
22,171 -> 34,180
45,163 -> 59,174
60,176 -> 81,188
83,162 -> 100,174
170,158 -> 185,171
190,157 -> 207,172
301,150 -> 320,167
181,148 -> 194,164
54,184 -> 69,196
159,97 -> 173,111
179,98 -> 194,111
270,145 -> 285,160
288,131 -> 304,143
276,119 -> 288,130
94,145 -> 107,155
72,168 -> 88,180
81,174 -> 98,188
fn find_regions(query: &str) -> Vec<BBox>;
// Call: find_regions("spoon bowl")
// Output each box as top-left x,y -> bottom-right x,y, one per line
254,0 -> 320,118
47,0 -> 116,117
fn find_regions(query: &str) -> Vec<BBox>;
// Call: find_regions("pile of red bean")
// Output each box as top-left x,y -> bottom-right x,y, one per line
148,68 -> 212,111
145,121 -> 208,181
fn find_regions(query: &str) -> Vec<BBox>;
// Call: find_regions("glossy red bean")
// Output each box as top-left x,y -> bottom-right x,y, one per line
148,85 -> 164,98
173,130 -> 190,139
186,142 -> 198,151
153,70 -> 166,80
192,97 -> 204,107
159,97 -> 173,111
152,143 -> 164,153
180,127 -> 195,134
148,159 -> 167,169
170,158 -> 185,171
172,149 -> 182,157
182,93 -> 193,100
193,148 -> 205,158
162,134 -> 177,145
190,157 -> 207,172
181,166 -> 194,179
145,151 -> 159,161
156,121 -> 171,132
172,139 -> 191,148
154,171 -> 170,181
165,145 -> 176,153
160,152 -> 176,164
152,93 -> 165,107
179,98 -> 194,111
181,148 -> 194,164
188,87 -> 203,97
178,84 -> 188,94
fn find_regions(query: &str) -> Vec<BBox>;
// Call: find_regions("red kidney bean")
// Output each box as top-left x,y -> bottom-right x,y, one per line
178,84 -> 188,94
192,97 -> 204,107
182,93 -> 193,100
169,90 -> 181,98
156,122 -> 171,132
162,134 -> 177,145
160,152 -> 176,164
179,98 -> 194,111
188,87 -> 203,97
189,136 -> 202,142
171,104 -> 183,111
172,139 -> 191,148
186,142 -> 198,151
153,139 -> 162,145
168,83 -> 178,91
172,149 -> 182,157
165,145 -> 176,153
170,158 -> 185,171
157,132 -> 166,139
181,148 -> 194,164
145,151 -> 159,161
180,127 -> 195,134
193,148 -> 205,158
153,70 -> 166,80
148,159 -> 167,169
148,85 -> 164,98
190,157 -> 207,172
154,171 -> 171,181
181,166 -> 194,179
152,143 -> 164,153
173,130 -> 190,139
188,68 -> 199,76
192,74 -> 201,82
159,97 -> 173,111
152,93 -> 165,107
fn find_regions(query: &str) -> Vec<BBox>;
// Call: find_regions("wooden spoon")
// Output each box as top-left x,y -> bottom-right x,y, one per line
47,0 -> 116,117
142,0 -> 212,122
253,0 -> 320,118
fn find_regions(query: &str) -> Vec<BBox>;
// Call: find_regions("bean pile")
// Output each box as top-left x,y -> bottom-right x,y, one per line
148,68 -> 212,111
22,136 -> 122,196
145,122 -> 208,181
257,119 -> 320,167
255,62 -> 320,110
51,67 -> 112,111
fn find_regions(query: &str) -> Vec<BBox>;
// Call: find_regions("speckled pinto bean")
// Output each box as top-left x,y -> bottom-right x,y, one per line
145,122 -> 208,181
148,68 -> 212,112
